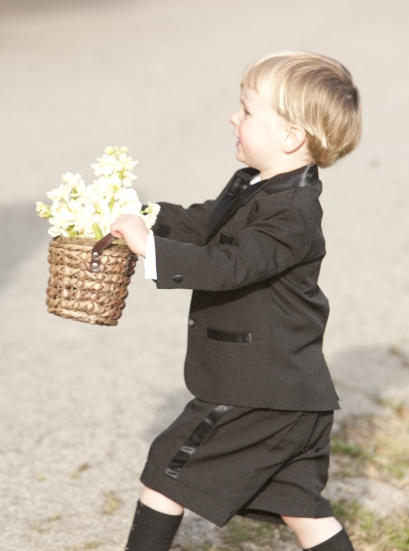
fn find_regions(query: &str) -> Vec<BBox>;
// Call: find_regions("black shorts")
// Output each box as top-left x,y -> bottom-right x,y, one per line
141,398 -> 334,527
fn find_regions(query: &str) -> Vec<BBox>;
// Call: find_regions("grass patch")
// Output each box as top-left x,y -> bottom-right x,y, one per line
375,397 -> 409,418
46,514 -> 61,522
221,517 -> 295,550
331,407 -> 409,488
31,524 -> 46,534
175,509 -> 409,551
101,491 -> 123,515
176,543 -> 217,549
174,517 -> 296,551
388,345 -> 409,367
71,461 -> 91,479
30,513 -> 62,538
332,499 -> 409,551
330,404 -> 409,550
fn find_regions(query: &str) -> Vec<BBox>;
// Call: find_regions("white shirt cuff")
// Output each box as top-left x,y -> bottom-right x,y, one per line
143,233 -> 158,280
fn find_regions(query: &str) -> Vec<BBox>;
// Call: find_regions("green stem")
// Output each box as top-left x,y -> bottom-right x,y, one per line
93,223 -> 103,241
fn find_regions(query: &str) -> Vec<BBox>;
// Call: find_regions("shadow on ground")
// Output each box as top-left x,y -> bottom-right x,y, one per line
0,0 -> 132,14
141,387 -> 193,444
0,202 -> 48,290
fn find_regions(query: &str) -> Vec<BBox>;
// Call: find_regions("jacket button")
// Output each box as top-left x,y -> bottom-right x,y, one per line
173,275 -> 183,283
188,318 -> 195,327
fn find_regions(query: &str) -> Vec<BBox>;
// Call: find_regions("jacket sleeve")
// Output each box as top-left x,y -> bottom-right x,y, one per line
154,198 -> 312,292
152,199 -> 216,245
151,180 -> 231,244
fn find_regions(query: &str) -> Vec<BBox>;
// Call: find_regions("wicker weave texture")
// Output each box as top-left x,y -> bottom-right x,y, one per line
46,237 -> 137,326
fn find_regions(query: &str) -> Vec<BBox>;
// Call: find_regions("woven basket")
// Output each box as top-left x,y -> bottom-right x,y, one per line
46,233 -> 138,326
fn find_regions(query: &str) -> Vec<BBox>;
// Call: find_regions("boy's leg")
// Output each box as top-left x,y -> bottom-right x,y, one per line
125,487 -> 184,551
282,516 -> 354,550
140,487 -> 184,515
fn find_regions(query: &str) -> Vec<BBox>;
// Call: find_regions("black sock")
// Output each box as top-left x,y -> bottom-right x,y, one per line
125,500 -> 184,551
303,528 -> 354,551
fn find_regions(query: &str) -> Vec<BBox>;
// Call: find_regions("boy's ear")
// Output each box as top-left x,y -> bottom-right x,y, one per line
282,123 -> 308,154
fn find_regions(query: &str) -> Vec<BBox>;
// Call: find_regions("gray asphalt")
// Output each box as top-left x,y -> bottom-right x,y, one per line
1,1 -> 409,550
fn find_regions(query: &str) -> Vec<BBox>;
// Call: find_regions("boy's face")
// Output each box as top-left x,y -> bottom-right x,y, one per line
230,86 -> 290,175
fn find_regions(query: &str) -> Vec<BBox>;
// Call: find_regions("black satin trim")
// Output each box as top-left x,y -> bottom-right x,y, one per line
165,405 -> 234,480
207,327 -> 252,344
239,164 -> 318,206
219,233 -> 234,245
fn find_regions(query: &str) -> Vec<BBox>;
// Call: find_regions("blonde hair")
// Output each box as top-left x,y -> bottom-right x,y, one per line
241,52 -> 362,168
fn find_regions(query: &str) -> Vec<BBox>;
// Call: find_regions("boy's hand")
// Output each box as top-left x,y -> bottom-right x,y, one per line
110,214 -> 149,257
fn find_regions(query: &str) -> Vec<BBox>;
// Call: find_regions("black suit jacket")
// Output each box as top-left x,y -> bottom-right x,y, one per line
151,164 -> 340,411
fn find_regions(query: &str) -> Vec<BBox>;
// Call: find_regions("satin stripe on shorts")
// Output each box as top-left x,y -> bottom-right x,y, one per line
165,404 -> 234,479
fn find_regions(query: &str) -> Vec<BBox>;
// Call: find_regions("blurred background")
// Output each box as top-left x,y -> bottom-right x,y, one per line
0,1 -> 408,550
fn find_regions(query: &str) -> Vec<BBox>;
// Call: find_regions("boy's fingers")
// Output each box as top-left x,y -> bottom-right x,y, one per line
109,224 -> 123,238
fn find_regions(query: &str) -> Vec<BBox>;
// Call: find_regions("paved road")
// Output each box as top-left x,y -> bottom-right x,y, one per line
1,1 -> 409,549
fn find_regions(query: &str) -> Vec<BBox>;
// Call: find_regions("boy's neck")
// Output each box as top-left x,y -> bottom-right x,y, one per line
258,155 -> 314,181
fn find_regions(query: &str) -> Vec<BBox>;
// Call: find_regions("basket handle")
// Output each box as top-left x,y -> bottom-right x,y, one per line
89,233 -> 138,275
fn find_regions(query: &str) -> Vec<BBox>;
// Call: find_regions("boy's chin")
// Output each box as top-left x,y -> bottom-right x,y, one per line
235,153 -> 252,169
235,150 -> 247,164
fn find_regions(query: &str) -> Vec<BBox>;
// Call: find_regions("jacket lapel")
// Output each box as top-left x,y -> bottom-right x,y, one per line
204,164 -> 319,245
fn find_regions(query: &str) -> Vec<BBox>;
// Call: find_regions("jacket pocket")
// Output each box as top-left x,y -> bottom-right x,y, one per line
207,327 -> 252,344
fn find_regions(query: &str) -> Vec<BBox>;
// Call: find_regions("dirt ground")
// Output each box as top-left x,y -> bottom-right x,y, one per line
0,1 -> 408,550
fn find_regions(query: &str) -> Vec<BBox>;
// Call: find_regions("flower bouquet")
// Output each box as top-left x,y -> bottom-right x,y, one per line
36,147 -> 160,326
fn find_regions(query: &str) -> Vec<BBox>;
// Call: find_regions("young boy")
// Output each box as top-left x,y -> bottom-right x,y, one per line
110,51 -> 362,551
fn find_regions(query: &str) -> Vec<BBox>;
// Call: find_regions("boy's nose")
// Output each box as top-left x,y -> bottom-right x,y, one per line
229,111 -> 239,125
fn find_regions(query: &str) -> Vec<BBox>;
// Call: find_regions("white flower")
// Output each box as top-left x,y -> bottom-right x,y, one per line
92,197 -> 111,221
92,175 -> 122,201
36,202 -> 51,219
48,203 -> 76,237
116,186 -> 141,205
91,155 -> 118,177
142,214 -> 156,232
46,182 -> 72,205
141,203 -> 161,232
61,172 -> 83,187
120,203 -> 143,216
90,177 -> 109,197
121,174 -> 137,188
83,224 -> 98,239
37,147 -> 157,240
72,218 -> 89,235
91,146 -> 138,185
50,202 -> 75,222
48,225 -> 64,238
67,200 -> 97,235
143,202 -> 161,216
69,178 -> 88,200
98,221 -> 111,236
118,152 -> 138,174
